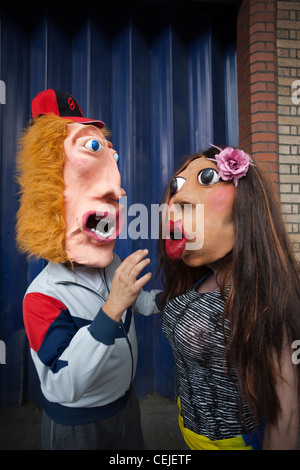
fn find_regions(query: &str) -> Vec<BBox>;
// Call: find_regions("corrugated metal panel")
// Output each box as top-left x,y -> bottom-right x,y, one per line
0,11 -> 30,410
0,2 -> 237,409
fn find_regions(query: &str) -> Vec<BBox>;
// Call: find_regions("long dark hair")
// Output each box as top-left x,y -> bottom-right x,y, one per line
158,147 -> 300,425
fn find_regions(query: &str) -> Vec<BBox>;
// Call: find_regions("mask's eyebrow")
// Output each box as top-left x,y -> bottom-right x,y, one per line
71,125 -> 106,145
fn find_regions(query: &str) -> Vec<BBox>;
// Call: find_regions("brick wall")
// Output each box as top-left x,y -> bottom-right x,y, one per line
277,0 -> 300,259
237,0 -> 278,184
237,0 -> 300,260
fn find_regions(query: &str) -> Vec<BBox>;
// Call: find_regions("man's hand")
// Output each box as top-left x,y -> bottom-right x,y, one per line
102,249 -> 152,322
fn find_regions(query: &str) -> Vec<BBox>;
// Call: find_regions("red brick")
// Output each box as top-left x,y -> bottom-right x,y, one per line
251,101 -> 268,113
266,22 -> 276,33
266,82 -> 276,93
267,122 -> 278,132
267,102 -> 277,112
265,1 -> 276,13
249,31 -> 276,44
251,112 -> 277,123
252,141 -> 269,152
249,22 -> 266,34
249,42 -> 266,54
249,12 -> 276,25
252,132 -> 277,143
266,62 -> 276,73
252,122 -> 268,132
256,153 -> 278,163
268,142 -> 278,152
265,42 -> 276,52
237,0 -> 278,175
251,62 -> 267,73
249,2 -> 267,15
250,82 -> 267,93
251,92 -> 276,103
238,98 -> 250,117
250,72 -> 276,83
250,51 -> 276,63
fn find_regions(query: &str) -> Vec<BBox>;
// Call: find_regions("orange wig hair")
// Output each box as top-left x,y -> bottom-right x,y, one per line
16,114 -> 74,263
16,114 -> 110,263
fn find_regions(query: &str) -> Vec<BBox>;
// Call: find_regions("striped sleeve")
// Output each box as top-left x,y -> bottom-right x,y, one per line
23,293 -> 67,353
22,292 -> 123,403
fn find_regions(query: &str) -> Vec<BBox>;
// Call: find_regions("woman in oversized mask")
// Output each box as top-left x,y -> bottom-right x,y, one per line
158,146 -> 300,450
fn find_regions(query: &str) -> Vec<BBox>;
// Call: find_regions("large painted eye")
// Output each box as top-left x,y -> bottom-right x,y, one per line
84,139 -> 102,152
170,177 -> 186,194
198,168 -> 219,186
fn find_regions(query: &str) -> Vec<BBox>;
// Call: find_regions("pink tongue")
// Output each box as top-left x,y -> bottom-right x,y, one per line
165,237 -> 188,260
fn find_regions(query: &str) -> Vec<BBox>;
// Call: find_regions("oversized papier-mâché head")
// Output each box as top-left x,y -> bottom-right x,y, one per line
163,145 -> 254,267
16,89 -> 125,267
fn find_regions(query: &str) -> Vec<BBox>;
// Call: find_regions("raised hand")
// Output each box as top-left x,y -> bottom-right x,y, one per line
102,249 -> 152,322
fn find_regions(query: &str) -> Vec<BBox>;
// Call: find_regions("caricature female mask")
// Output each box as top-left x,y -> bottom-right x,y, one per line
164,147 -> 254,267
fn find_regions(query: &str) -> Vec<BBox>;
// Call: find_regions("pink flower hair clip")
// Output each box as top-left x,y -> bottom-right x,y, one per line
208,144 -> 255,187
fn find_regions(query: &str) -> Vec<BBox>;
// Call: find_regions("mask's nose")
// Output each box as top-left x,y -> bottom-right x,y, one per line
94,161 -> 126,201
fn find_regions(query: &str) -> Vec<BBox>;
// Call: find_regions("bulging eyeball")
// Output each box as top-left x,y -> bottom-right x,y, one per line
170,177 -> 186,194
84,139 -> 102,152
197,168 -> 219,186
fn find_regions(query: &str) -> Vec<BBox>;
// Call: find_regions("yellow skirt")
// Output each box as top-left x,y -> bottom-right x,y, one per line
178,399 -> 261,450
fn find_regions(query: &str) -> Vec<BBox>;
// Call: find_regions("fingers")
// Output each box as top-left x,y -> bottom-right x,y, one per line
129,251 -> 152,292
116,249 -> 152,294
122,249 -> 149,267
103,249 -> 152,322
119,249 -> 150,278
131,256 -> 151,279
134,271 -> 152,290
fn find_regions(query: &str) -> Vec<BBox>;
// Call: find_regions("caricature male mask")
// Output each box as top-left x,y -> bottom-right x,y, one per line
165,156 -> 236,267
63,123 -> 125,267
16,89 -> 125,267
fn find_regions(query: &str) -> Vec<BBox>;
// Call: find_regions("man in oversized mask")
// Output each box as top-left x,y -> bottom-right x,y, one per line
16,89 -> 160,450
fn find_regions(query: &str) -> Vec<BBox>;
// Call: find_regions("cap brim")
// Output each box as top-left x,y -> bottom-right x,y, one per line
62,116 -> 105,129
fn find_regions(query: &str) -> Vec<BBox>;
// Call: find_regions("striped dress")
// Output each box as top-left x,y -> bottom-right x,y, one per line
161,286 -> 263,448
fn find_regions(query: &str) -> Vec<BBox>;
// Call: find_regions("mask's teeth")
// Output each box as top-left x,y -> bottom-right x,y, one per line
91,219 -> 115,238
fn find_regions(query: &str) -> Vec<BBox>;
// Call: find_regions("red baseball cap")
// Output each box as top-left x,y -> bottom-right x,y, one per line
31,89 -> 105,129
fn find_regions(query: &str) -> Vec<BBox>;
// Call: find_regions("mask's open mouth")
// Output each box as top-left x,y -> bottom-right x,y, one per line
165,220 -> 189,260
82,210 -> 123,243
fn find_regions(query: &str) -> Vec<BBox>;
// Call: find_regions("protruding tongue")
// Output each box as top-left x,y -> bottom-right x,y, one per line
165,220 -> 189,260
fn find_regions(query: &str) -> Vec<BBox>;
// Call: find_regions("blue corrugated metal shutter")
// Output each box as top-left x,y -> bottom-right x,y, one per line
0,2 -> 237,409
